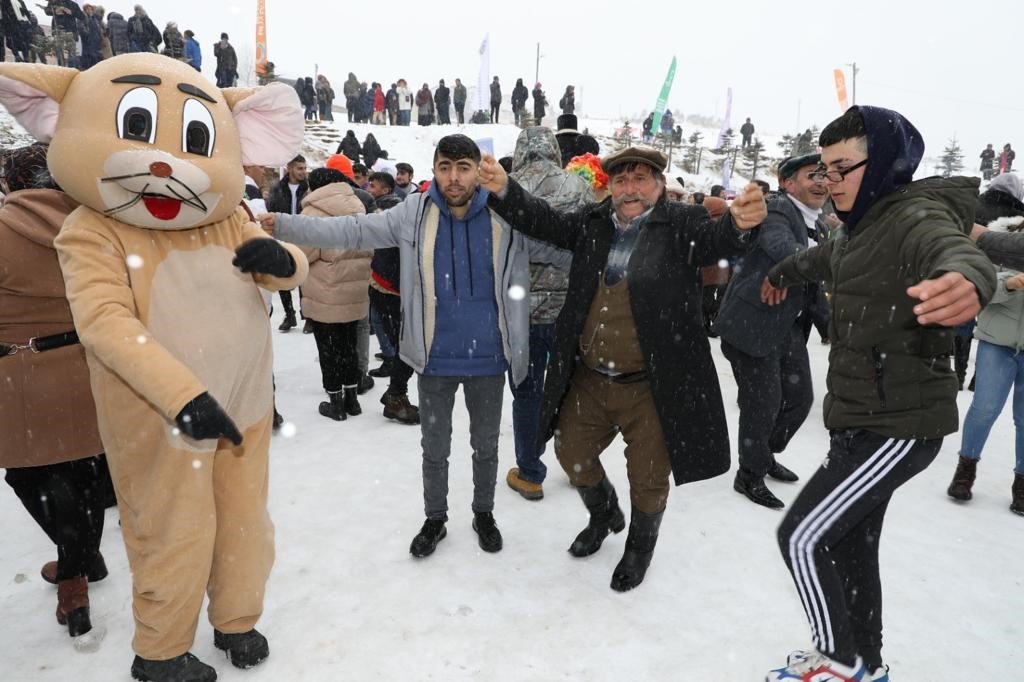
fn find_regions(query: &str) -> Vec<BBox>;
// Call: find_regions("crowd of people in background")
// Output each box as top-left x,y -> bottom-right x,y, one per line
285,71 -> 576,128
0,2 -> 236,83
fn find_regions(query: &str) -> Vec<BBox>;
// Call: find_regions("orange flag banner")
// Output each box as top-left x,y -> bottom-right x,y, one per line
833,68 -> 849,112
255,0 -> 268,76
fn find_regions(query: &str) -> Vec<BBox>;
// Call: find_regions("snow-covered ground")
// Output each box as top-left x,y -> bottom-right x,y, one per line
0,109 -> 1016,681
1,318 -> 1019,680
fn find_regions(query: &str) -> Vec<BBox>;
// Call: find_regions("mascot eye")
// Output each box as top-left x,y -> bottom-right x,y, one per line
182,99 -> 216,157
115,87 -> 158,144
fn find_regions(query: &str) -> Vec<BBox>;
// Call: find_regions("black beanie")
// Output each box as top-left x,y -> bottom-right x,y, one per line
307,167 -> 346,193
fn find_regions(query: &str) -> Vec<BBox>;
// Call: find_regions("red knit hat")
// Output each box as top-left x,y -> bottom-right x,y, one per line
325,154 -> 355,181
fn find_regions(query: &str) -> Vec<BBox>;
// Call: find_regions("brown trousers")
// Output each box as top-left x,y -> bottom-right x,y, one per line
554,365 -> 672,514
109,412 -> 275,660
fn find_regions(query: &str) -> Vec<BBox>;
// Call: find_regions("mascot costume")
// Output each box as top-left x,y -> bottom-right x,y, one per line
0,53 -> 308,681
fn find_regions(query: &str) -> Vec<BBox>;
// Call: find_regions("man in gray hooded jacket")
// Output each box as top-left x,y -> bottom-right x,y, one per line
505,127 -> 594,501
260,135 -> 569,558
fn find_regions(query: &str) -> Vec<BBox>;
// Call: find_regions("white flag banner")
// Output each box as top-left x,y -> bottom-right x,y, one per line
477,34 -> 490,113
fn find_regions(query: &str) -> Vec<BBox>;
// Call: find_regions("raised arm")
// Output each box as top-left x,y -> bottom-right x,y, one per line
264,197 -> 415,251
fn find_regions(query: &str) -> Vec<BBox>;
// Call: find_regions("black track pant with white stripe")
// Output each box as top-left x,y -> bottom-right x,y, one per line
776,428 -> 941,669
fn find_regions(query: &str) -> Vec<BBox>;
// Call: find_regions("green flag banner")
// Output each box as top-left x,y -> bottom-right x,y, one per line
650,56 -> 677,140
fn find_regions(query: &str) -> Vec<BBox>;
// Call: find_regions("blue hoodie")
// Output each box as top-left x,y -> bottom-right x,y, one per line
837,105 -> 924,232
424,182 -> 506,376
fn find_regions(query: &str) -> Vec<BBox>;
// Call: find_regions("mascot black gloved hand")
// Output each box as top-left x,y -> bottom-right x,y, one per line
233,238 -> 296,278
175,392 -> 244,445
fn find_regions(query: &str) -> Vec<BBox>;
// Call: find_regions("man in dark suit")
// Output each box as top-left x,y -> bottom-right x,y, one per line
479,147 -> 766,591
713,154 -> 827,508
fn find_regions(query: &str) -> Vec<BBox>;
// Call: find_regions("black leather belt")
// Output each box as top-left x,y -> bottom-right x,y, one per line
1,330 -> 80,356
587,364 -> 649,384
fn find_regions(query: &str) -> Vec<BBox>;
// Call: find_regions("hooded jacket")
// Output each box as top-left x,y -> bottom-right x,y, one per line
509,127 -> 593,323
337,131 -> 362,162
0,189 -> 103,468
297,183 -> 373,324
769,106 -> 997,438
976,174 -> 1024,225
511,79 -> 528,110
273,188 -> 570,385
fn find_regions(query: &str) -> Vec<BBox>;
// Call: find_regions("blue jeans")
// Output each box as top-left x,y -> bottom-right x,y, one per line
959,340 -> 1024,475
398,110 -> 411,126
508,323 -> 555,483
370,303 -> 395,359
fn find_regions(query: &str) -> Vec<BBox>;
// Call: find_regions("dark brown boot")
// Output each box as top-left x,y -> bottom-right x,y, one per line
382,391 -> 420,424
1011,474 -> 1024,515
56,576 -> 91,637
947,455 -> 978,501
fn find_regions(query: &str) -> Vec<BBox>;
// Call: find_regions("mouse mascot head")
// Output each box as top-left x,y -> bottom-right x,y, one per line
0,53 -> 302,228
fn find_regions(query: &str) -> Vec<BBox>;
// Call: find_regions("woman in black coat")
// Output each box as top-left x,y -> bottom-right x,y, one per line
532,83 -> 546,124
336,130 -> 362,163
362,133 -> 382,168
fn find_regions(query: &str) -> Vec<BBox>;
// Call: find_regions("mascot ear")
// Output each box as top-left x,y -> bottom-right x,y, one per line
0,64 -> 79,142
223,82 -> 304,167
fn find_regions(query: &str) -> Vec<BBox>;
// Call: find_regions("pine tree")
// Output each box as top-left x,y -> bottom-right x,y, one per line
740,140 -> 766,179
940,137 -> 965,178
683,130 -> 703,173
777,133 -> 798,157
613,120 -> 634,151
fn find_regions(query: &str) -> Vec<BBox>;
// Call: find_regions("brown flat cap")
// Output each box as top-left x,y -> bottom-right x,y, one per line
601,146 -> 668,175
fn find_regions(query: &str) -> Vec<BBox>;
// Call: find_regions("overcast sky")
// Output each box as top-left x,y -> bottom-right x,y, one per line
111,1 -> 1018,168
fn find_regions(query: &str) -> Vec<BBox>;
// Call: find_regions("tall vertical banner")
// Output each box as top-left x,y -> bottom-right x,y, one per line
254,0 -> 267,76
833,68 -> 849,112
718,86 -> 733,189
649,56 -> 677,138
477,34 -> 490,113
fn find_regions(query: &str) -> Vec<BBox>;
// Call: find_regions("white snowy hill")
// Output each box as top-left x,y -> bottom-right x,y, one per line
0,108 -> 1017,681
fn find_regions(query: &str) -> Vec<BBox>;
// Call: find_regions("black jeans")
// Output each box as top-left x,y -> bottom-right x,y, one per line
490,104 -> 500,123
5,455 -> 111,580
777,429 -> 941,669
454,102 -> 465,124
311,319 -> 360,391
721,324 -> 814,477
369,288 -> 414,395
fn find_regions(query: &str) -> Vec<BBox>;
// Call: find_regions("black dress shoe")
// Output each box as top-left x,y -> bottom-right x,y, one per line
734,471 -> 784,509
767,460 -> 799,482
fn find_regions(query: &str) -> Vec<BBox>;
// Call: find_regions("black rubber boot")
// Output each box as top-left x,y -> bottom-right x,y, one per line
1010,473 -> 1024,515
568,476 -> 626,557
343,386 -> 362,416
213,629 -> 269,669
610,508 -> 664,592
318,390 -> 346,421
131,653 -> 217,682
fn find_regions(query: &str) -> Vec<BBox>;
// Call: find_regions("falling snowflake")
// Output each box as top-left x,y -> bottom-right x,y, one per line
280,422 -> 297,438
508,285 -> 526,301
136,335 -> 148,344
126,254 -> 144,269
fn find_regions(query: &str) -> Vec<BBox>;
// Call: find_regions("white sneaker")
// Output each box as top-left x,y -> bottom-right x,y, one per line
766,650 -> 867,681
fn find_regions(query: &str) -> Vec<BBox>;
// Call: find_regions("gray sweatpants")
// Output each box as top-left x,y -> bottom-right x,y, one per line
418,374 -> 505,520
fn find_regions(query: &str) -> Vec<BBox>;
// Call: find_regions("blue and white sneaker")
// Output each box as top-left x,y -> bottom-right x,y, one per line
865,665 -> 890,682
766,650 -> 867,681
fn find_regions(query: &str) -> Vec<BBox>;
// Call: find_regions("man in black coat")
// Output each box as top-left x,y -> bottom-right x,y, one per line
479,147 -> 766,591
434,79 -> 451,125
489,76 -> 501,123
713,154 -> 826,509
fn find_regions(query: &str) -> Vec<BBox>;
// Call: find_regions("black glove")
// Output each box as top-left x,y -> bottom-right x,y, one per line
233,238 -> 296,278
175,392 -> 243,445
